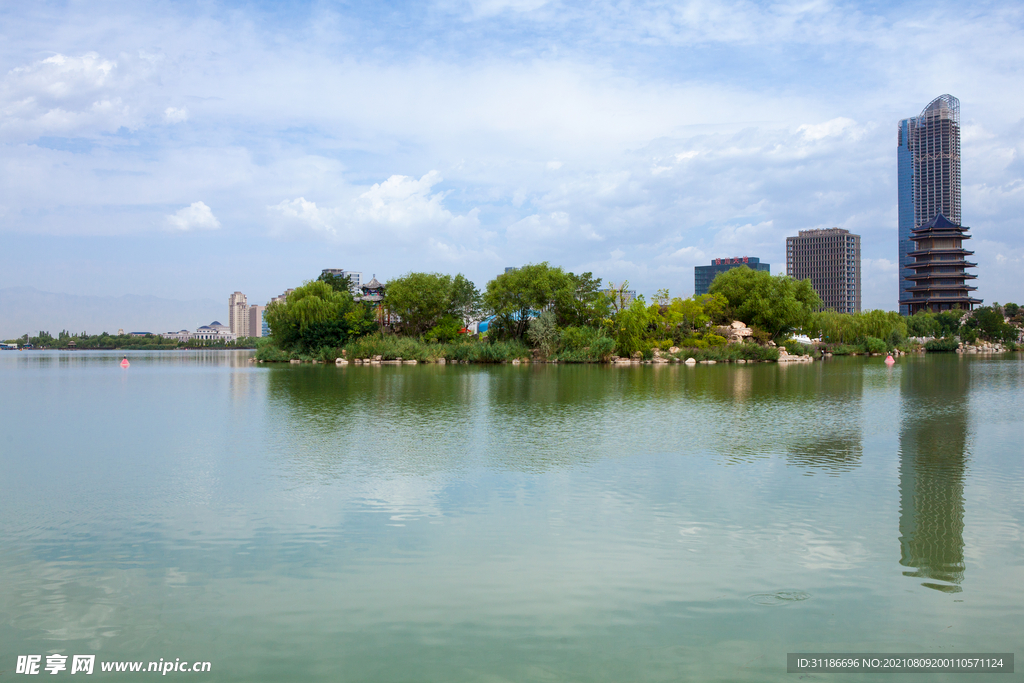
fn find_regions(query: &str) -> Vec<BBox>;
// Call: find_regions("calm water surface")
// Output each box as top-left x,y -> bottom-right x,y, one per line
1,351 -> 1022,681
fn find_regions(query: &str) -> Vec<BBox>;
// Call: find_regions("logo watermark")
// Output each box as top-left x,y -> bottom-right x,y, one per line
15,655 -> 211,675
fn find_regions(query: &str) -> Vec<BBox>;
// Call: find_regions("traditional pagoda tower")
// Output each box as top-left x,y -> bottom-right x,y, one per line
899,214 -> 981,314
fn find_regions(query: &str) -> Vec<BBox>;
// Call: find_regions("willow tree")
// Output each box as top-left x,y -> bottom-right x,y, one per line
264,280 -> 375,351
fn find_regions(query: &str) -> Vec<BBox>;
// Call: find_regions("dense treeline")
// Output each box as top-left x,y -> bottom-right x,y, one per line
257,264 -> 827,362
4,330 -> 258,350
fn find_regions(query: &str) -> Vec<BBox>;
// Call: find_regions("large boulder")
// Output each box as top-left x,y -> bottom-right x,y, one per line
714,320 -> 754,344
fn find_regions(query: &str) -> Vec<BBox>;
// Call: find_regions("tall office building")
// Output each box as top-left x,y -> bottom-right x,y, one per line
228,291 -> 249,337
694,257 -> 770,296
786,228 -> 861,313
898,95 -> 962,314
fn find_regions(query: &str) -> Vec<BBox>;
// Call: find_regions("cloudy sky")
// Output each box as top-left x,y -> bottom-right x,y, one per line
1,0 -> 1022,312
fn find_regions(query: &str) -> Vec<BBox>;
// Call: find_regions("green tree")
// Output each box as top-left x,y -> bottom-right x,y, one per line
383,272 -> 481,337
317,271 -> 356,294
964,306 -> 1018,343
906,311 -> 940,338
553,271 -> 609,328
264,280 -> 369,352
527,310 -> 561,357
615,297 -> 653,357
484,263 -> 571,340
605,281 -> 632,315
709,267 -> 821,340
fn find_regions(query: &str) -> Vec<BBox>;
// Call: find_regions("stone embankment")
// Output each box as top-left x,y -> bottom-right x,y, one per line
957,341 -> 1010,354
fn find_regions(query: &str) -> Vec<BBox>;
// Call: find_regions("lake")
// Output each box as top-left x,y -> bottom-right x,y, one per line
1,350 -> 1021,681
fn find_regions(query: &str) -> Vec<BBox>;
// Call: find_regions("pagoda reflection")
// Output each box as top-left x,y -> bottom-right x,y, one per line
898,358 -> 969,592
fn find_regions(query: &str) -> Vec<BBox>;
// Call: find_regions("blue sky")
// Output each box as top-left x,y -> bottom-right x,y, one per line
1,0 -> 1022,315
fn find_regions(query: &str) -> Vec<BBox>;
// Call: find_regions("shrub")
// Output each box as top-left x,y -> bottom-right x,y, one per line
555,335 -> 616,363
887,327 -> 906,348
862,336 -> 887,354
562,326 -> 596,350
425,315 -> 464,344
783,339 -> 814,356
924,336 -> 959,352
254,339 -> 297,362
471,339 -> 530,363
830,344 -> 854,356
672,341 -> 779,362
678,336 -> 707,349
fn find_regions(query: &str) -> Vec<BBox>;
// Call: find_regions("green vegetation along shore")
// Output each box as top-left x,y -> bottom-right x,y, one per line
254,265 -> 1023,364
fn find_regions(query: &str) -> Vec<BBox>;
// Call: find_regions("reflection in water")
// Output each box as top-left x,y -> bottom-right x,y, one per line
784,363 -> 864,474
263,361 -> 876,483
898,356 -> 969,592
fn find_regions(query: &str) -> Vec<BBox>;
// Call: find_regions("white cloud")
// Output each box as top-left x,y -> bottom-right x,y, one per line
164,106 -> 188,123
269,171 -> 481,246
798,117 -> 858,141
167,201 -> 221,231
459,0 -> 550,18
271,197 -> 332,234
0,52 -> 145,140
669,246 -> 707,264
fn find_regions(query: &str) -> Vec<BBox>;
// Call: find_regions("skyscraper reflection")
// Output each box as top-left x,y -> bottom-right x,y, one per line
898,357 -> 969,592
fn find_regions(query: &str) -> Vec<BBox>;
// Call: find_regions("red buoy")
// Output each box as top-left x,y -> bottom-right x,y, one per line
120,357 -> 130,368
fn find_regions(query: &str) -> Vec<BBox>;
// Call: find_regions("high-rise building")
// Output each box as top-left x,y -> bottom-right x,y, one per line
694,257 -> 771,296
898,95 -> 962,314
786,228 -> 861,313
228,292 -> 249,337
248,304 -> 266,338
898,214 -> 981,314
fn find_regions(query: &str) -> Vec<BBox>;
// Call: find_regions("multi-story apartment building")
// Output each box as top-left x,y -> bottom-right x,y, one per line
248,304 -> 266,338
228,292 -> 249,338
694,257 -> 771,296
786,228 -> 861,314
898,95 -> 962,314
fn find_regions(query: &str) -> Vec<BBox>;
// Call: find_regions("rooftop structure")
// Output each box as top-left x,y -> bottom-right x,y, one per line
357,277 -> 384,304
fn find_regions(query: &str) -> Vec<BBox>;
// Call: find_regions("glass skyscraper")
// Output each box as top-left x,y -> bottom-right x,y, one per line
897,95 -> 961,314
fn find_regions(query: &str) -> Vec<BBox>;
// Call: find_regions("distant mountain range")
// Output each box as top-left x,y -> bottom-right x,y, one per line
0,287 -> 224,339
